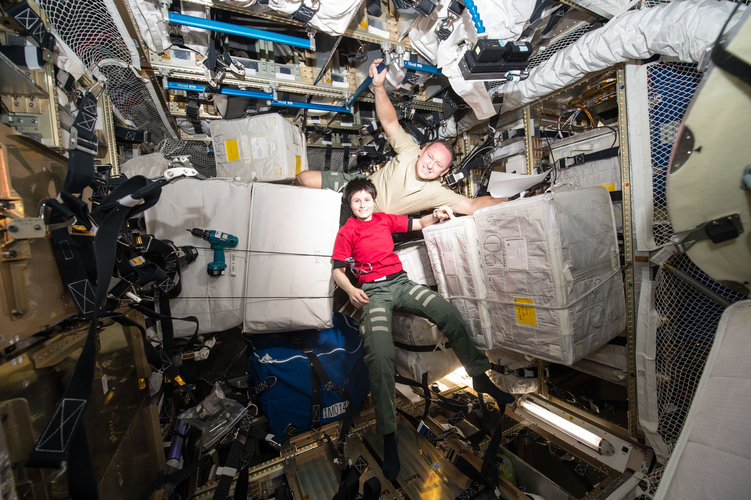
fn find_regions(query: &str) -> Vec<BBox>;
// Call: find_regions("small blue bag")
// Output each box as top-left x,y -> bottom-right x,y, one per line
245,314 -> 370,442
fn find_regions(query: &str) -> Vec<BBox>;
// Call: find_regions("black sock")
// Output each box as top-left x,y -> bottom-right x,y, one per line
382,432 -> 400,481
472,373 -> 515,405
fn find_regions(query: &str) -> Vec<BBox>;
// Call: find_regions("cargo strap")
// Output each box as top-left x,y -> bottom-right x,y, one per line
556,146 -> 619,170
115,125 -> 148,144
291,3 -> 318,25
342,134 -> 351,172
332,454 -> 381,500
213,408 -> 257,500
6,1 -> 55,53
712,3 -> 751,86
27,175 -> 163,499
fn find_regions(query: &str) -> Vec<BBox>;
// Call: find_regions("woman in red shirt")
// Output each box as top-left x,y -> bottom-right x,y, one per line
332,178 -> 514,480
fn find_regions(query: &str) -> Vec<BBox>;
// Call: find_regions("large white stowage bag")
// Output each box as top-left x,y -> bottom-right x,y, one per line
211,113 -> 308,181
145,180 -> 341,336
243,183 -> 341,333
144,178 -> 252,336
473,186 -> 626,364
424,186 -> 625,364
392,312 -> 461,384
394,240 -> 435,287
422,216 -> 494,350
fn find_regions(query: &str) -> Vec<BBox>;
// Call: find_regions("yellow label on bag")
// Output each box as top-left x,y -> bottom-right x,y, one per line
225,139 -> 240,162
598,183 -> 616,192
514,297 -> 537,326
295,155 -> 301,174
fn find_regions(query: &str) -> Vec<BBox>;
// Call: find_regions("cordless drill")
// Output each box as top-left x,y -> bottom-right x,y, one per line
189,228 -> 238,276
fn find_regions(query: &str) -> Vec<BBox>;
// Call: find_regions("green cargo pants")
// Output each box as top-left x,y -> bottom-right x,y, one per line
360,273 -> 491,435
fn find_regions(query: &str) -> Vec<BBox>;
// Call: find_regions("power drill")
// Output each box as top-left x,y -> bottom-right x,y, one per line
188,228 -> 238,276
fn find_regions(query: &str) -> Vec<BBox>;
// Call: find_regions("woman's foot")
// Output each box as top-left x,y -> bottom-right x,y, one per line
382,432 -> 400,480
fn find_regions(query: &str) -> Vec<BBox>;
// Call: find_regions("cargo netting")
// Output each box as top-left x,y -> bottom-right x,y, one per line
39,0 -> 175,146
156,138 -> 216,178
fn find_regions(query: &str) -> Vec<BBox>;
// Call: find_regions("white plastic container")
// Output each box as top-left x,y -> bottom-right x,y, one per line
211,113 -> 308,181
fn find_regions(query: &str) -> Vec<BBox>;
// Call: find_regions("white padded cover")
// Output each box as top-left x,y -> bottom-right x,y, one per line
395,347 -> 462,385
392,312 -> 446,348
211,113 -> 307,181
473,186 -> 626,364
243,183 -> 341,333
656,300 -> 751,500
144,178 -> 252,336
394,241 -> 436,287
548,127 -> 621,192
422,217 -> 494,350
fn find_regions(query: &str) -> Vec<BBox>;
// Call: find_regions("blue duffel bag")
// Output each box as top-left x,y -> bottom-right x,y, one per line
245,313 -> 370,443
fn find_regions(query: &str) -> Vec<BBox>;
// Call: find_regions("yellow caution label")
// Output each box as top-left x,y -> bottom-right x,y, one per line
295,155 -> 302,175
69,225 -> 93,236
513,298 -> 537,326
225,139 -> 240,162
174,375 -> 186,386
129,256 -> 145,266
598,183 -> 616,192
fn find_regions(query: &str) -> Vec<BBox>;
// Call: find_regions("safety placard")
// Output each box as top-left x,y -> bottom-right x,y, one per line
513,297 -> 537,326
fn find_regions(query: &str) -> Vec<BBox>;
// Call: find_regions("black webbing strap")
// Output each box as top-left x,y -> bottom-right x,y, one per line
556,146 -> 619,170
393,340 -> 452,352
711,3 -> 751,86
291,3 -> 318,24
332,455 -> 381,500
6,1 -> 55,53
67,92 -> 100,192
213,410 -> 255,500
115,125 -> 148,144
324,142 -> 333,171
27,176 -> 162,498
342,134 -> 351,172
186,93 -> 203,135
394,373 -> 431,417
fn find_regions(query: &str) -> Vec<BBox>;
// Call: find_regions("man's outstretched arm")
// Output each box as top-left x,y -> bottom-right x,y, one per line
452,195 -> 509,215
370,58 -> 401,138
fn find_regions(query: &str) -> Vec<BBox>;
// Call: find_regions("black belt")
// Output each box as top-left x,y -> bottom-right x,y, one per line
369,270 -> 406,283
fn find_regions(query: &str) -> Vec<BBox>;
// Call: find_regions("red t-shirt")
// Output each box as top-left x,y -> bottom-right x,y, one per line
332,213 -> 410,283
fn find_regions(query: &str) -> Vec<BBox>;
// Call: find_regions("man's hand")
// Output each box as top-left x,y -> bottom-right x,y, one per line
370,58 -> 387,89
348,288 -> 370,309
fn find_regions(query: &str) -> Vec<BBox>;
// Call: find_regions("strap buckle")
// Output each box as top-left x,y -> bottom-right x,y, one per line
68,126 -> 98,156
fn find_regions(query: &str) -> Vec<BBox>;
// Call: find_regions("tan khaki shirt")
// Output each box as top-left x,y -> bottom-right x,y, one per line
370,129 -> 465,214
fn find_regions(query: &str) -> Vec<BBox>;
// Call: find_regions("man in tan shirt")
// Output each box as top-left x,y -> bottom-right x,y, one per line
295,59 -> 507,215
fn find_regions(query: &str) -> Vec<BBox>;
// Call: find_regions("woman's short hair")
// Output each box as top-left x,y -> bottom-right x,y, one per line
344,177 -> 377,204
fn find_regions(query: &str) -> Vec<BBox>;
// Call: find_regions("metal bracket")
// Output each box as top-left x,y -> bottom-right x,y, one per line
670,213 -> 743,252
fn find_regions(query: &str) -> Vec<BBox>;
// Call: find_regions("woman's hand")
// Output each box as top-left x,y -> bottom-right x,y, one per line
348,288 -> 370,308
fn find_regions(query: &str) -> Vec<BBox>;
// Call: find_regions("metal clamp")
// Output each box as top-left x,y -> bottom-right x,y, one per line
671,213 -> 743,252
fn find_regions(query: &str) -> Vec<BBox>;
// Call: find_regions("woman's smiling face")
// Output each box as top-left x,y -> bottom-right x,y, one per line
350,189 -> 375,221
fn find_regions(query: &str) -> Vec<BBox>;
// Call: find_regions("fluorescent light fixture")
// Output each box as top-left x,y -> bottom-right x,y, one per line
519,399 -> 614,456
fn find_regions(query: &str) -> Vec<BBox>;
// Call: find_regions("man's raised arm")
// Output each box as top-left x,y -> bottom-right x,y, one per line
370,58 -> 401,138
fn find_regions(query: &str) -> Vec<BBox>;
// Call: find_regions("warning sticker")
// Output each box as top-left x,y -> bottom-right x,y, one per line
513,297 -> 537,326
225,139 -> 240,162
296,155 -> 301,175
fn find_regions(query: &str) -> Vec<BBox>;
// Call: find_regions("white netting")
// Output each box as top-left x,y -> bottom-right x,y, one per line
156,139 -> 216,177
652,253 -> 745,452
39,0 -> 174,146
645,62 -> 703,247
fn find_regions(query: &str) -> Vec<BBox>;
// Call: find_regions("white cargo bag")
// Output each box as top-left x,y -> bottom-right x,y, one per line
211,113 -> 307,181
394,240 -> 436,287
392,312 -> 446,348
548,127 -> 621,192
145,178 -> 252,336
395,348 -> 462,385
473,186 -> 626,364
422,217 -> 494,350
243,183 -> 341,333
